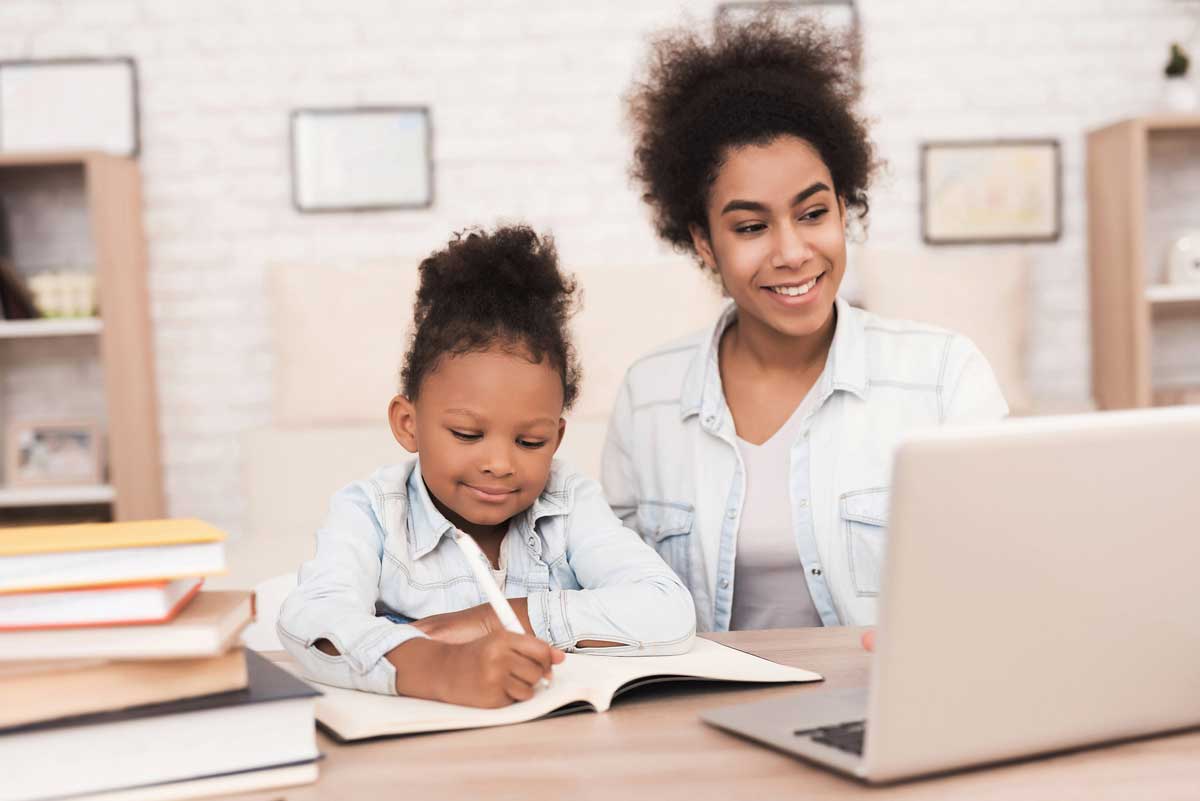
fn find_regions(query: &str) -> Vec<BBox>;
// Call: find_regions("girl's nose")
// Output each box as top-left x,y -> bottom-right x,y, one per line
480,445 -> 514,477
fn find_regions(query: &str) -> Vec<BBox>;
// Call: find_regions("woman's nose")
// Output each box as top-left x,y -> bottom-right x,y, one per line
772,222 -> 815,268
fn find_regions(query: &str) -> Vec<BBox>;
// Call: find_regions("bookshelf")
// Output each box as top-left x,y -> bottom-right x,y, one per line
1086,114 -> 1200,409
0,151 -> 163,521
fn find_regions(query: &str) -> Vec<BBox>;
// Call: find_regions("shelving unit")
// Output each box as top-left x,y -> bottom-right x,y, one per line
0,151 -> 163,522
1086,114 -> 1200,409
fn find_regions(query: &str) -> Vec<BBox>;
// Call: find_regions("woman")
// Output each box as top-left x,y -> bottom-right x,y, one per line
602,15 -> 1007,632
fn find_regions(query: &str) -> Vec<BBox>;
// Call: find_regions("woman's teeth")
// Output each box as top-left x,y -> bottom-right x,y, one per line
768,275 -> 820,296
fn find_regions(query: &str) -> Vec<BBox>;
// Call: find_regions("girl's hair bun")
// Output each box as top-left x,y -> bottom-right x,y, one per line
402,224 -> 582,409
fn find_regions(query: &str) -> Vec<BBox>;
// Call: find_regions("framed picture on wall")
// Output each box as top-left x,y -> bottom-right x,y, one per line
0,57 -> 139,156
290,106 -> 433,213
920,139 -> 1061,245
4,419 -> 103,487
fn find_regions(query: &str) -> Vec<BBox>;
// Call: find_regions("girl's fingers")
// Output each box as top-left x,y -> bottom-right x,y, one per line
504,674 -> 536,703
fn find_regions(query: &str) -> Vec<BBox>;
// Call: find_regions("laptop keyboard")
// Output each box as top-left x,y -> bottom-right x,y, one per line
794,720 -> 866,756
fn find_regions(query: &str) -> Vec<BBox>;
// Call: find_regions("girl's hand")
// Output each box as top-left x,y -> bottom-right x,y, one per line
390,631 -> 565,708
411,598 -> 534,644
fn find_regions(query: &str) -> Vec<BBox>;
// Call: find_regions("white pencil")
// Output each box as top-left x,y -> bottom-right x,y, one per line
450,528 -> 551,689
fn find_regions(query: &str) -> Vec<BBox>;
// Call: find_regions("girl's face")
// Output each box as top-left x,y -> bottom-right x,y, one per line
690,135 -> 847,341
389,346 -> 566,539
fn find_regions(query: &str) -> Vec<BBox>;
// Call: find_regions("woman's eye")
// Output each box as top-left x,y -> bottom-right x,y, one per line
450,430 -> 481,441
734,222 -> 766,235
518,439 -> 547,449
801,208 -> 828,222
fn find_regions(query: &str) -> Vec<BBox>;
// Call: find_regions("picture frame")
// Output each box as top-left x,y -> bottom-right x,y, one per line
4,419 -> 103,487
0,57 -> 139,156
290,106 -> 433,213
920,139 -> 1061,245
716,1 -> 859,42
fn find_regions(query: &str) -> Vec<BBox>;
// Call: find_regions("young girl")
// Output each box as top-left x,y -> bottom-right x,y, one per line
278,225 -> 696,707
603,15 -> 1008,634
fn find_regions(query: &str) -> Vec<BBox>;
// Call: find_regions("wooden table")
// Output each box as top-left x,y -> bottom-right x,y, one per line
232,628 -> 1200,800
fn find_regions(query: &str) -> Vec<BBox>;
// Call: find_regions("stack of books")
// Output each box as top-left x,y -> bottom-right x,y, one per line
0,519 -> 320,801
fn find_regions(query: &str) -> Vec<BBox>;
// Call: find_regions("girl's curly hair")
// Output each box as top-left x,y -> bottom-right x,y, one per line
400,225 -> 581,410
627,12 -> 876,255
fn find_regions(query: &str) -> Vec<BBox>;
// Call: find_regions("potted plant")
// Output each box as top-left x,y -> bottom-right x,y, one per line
1164,42 -> 1197,112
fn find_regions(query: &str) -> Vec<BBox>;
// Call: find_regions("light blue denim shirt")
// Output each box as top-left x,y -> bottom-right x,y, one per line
602,298 -> 1009,632
277,457 -> 696,695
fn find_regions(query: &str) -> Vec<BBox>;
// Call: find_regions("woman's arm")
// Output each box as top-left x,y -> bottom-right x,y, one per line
526,477 -> 697,655
600,375 -> 640,532
942,337 -> 1010,423
276,483 -> 429,695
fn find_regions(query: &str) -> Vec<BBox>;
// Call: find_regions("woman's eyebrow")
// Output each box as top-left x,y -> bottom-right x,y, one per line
719,181 -> 832,216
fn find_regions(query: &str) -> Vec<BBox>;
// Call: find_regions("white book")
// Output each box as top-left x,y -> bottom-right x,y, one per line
0,578 -> 203,630
66,761 -> 319,801
0,591 -> 253,661
286,637 -> 822,741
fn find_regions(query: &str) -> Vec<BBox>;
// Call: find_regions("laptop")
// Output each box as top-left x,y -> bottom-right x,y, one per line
701,407 -> 1200,783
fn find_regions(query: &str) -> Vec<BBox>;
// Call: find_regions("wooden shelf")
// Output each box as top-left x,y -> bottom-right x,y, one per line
1146,284 -> 1200,306
0,318 -> 102,339
0,484 -> 115,508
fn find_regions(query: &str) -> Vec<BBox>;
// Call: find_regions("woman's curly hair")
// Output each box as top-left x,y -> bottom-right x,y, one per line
627,11 -> 876,255
400,225 -> 582,410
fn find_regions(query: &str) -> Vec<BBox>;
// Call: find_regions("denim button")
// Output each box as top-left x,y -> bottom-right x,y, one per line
798,498 -> 809,508
720,578 -> 730,589
726,508 -> 737,520
704,415 -> 716,427
527,536 -> 537,547
811,567 -> 822,576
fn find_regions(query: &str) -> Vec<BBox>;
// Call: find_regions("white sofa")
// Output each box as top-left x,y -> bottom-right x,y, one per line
221,247 -> 1035,597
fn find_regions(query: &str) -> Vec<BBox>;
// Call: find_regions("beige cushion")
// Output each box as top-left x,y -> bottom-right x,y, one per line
270,263 -> 416,426
855,247 -> 1031,415
569,262 -> 725,422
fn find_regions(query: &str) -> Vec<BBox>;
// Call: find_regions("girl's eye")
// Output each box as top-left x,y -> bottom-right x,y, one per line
800,208 -> 828,222
450,430 -> 481,442
518,439 -> 547,449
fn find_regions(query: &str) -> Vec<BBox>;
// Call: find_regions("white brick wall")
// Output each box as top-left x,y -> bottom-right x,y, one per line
1,0 -> 1197,534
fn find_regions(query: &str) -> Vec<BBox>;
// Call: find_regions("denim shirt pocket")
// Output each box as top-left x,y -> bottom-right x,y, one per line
840,487 -> 890,597
635,501 -> 694,586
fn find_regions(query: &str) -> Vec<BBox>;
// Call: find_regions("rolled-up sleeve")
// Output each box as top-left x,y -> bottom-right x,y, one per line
526,477 -> 696,656
276,483 -> 428,695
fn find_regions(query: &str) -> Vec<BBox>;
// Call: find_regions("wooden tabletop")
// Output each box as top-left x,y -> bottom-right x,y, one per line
229,628 -> 1200,801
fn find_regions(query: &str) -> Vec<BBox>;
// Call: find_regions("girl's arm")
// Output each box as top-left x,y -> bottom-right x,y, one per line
526,476 -> 697,655
276,483 -> 430,695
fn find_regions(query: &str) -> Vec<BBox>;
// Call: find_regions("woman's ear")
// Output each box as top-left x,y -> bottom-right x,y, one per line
389,395 -> 419,453
689,222 -> 719,274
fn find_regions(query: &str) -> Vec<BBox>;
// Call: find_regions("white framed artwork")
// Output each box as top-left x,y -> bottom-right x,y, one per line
0,58 -> 138,156
290,106 -> 433,212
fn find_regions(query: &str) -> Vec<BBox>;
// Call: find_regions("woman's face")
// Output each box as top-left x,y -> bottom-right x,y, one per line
690,135 -> 846,341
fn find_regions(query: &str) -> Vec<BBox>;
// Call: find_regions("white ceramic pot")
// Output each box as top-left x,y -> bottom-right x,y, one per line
1163,76 -> 1198,112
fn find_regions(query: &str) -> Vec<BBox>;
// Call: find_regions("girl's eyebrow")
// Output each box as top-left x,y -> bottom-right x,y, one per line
445,408 -> 556,428
719,181 -> 831,216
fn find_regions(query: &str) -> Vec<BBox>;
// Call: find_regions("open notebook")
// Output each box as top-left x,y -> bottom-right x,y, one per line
279,637 -> 821,741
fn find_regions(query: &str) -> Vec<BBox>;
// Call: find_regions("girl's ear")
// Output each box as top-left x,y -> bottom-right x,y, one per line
389,395 -> 419,453
689,222 -> 719,275
552,418 -> 567,455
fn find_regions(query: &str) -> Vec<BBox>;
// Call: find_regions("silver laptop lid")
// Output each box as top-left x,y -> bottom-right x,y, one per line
864,407 -> 1200,781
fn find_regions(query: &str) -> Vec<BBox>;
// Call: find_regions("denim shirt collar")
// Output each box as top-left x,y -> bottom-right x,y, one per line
680,296 -> 869,430
404,458 -> 573,561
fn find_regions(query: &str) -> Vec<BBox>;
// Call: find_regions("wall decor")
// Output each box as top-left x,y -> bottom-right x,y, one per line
921,139 -> 1061,245
0,57 -> 139,156
290,106 -> 433,213
5,419 -> 103,487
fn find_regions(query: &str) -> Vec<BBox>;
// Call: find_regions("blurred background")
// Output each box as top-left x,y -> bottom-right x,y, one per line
0,1 -> 1197,580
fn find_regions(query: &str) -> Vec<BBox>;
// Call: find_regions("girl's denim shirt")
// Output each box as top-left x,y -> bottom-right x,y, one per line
277,458 -> 697,695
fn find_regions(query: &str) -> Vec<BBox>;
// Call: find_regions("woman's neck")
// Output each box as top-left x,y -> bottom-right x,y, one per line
723,304 -> 837,377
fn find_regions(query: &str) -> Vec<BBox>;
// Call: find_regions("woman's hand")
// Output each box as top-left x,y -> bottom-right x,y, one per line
410,598 -> 534,644
388,631 -> 565,708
